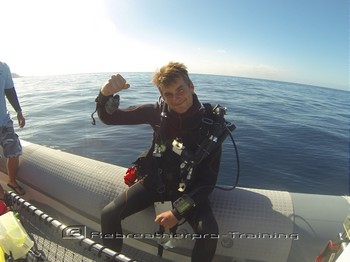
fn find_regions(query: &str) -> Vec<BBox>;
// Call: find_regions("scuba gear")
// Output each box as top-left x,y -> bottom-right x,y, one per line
171,104 -> 236,192
172,194 -> 195,217
124,166 -> 137,186
153,99 -> 168,198
168,103 -> 239,228
153,97 -> 168,158
123,151 -> 151,186
105,94 -> 120,115
124,101 -> 237,194
121,99 -> 240,223
91,92 -> 120,125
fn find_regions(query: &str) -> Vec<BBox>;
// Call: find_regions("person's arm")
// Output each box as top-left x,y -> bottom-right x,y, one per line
4,88 -> 21,113
3,63 -> 21,113
5,88 -> 25,128
96,74 -> 160,125
97,98 -> 158,126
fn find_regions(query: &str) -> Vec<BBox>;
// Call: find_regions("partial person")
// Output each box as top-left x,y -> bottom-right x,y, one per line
95,62 -> 232,261
0,61 -> 26,196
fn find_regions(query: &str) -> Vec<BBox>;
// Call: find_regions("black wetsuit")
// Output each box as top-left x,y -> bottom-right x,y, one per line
97,93 -> 220,262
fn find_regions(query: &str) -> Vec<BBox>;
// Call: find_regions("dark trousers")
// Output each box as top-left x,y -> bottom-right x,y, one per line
101,180 -> 218,262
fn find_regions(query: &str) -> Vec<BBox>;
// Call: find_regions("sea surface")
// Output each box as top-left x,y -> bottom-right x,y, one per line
10,73 -> 349,196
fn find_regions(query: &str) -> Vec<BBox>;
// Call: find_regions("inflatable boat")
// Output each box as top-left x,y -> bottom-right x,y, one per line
0,140 -> 349,261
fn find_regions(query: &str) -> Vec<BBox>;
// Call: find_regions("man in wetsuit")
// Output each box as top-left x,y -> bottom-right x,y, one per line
0,61 -> 26,197
97,62 -> 220,262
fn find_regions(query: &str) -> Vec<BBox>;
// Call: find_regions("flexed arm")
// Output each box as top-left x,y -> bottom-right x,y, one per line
94,73 -> 159,126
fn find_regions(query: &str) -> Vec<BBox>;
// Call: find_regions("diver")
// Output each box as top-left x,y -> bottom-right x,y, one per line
95,62 -> 234,262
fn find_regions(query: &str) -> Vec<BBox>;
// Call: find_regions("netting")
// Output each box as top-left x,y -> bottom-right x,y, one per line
4,192 -> 135,262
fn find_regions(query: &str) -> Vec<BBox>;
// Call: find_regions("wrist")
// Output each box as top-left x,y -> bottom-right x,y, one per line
100,88 -> 110,96
173,194 -> 195,217
171,209 -> 182,221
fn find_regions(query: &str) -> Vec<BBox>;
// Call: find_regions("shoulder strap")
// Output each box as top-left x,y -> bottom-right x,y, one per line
200,103 -> 215,136
202,103 -> 213,119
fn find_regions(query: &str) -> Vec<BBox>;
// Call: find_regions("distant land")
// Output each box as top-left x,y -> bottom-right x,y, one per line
11,73 -> 21,78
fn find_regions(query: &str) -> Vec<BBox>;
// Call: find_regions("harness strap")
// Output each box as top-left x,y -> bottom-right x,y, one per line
200,103 -> 215,137
154,98 -> 167,200
157,225 -> 165,257
175,104 -> 234,192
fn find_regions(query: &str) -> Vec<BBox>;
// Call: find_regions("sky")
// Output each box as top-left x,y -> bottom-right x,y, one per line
0,0 -> 348,90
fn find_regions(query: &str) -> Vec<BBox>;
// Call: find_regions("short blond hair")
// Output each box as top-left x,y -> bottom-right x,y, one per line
152,61 -> 192,91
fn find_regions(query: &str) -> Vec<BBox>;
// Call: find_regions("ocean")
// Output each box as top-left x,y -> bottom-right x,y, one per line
11,73 -> 349,196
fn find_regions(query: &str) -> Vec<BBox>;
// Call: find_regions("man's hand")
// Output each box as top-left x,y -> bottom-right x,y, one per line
101,74 -> 130,96
155,210 -> 179,229
17,111 -> 25,128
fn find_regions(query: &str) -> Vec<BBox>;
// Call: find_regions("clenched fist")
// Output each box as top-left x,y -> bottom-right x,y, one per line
101,74 -> 130,96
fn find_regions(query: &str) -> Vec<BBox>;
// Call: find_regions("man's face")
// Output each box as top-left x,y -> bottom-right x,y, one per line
160,77 -> 194,114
